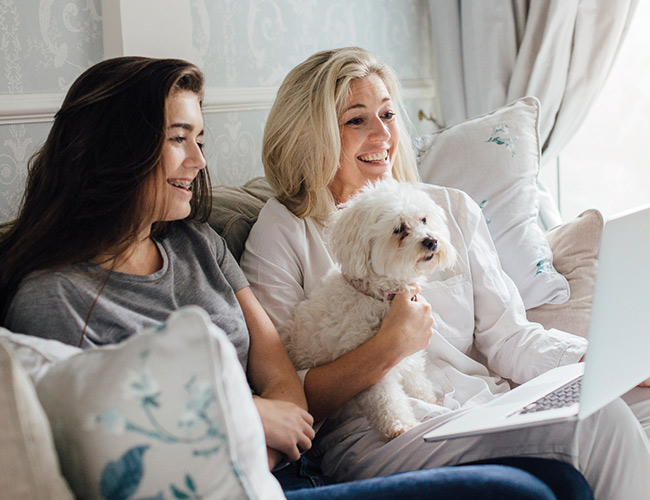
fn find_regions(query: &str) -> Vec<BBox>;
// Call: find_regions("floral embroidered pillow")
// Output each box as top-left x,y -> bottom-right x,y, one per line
415,96 -> 569,309
35,306 -> 284,500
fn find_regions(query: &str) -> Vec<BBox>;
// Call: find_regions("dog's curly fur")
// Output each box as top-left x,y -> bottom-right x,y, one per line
283,178 -> 457,440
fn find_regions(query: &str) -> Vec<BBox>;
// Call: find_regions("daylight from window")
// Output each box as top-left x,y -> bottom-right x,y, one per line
558,1 -> 650,220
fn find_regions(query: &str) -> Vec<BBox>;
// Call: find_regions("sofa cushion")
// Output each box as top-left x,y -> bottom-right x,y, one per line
0,330 -> 82,383
415,97 -> 570,309
526,209 -> 604,338
35,306 -> 284,500
0,337 -> 74,500
209,177 -> 275,262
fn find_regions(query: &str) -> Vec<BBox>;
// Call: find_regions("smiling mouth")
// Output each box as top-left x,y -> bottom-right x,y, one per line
168,179 -> 193,191
358,150 -> 389,163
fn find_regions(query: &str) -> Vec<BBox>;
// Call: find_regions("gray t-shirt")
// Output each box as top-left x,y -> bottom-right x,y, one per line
5,220 -> 251,369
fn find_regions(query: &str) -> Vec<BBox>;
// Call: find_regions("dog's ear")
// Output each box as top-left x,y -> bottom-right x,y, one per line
437,234 -> 458,270
327,198 -> 373,279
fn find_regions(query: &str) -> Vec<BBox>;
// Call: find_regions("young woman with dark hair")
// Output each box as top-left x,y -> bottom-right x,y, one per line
0,56 -> 314,470
0,57 -> 211,323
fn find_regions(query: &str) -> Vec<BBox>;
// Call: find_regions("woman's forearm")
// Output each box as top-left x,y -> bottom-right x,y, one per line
237,287 -> 308,410
252,339 -> 308,409
303,288 -> 434,421
303,333 -> 400,421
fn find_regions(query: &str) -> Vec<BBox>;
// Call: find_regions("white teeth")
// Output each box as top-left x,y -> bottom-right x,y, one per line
169,179 -> 192,190
358,151 -> 388,162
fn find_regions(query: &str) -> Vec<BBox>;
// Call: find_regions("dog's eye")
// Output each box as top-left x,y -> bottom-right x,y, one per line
421,217 -> 427,225
394,222 -> 407,234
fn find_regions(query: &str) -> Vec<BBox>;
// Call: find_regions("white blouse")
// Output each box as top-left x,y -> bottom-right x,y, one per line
240,183 -> 587,414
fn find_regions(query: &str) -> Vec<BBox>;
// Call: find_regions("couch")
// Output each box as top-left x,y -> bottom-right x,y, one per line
0,98 -> 603,499
0,174 -> 599,500
0,326 -> 593,500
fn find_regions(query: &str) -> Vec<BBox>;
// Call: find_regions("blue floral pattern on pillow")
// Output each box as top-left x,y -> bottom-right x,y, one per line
536,259 -> 554,275
486,125 -> 518,157
412,135 -> 435,162
478,200 -> 492,225
99,446 -> 153,500
533,244 -> 555,276
36,306 -> 286,500
86,349 -> 227,499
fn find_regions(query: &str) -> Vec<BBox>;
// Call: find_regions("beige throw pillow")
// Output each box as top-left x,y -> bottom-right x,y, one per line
209,177 -> 274,262
526,209 -> 604,338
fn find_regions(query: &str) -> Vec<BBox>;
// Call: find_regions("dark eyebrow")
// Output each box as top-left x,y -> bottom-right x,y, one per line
168,123 -> 204,135
168,123 -> 193,131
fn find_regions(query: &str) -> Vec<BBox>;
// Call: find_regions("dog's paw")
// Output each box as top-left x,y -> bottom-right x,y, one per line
387,427 -> 408,440
382,420 -> 417,441
421,392 -> 444,406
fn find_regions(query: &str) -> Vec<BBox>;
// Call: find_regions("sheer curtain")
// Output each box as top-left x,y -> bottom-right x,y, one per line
428,0 -> 638,226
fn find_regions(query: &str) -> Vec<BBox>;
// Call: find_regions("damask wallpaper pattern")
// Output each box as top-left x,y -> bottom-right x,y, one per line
0,0 -> 103,221
0,0 -> 435,222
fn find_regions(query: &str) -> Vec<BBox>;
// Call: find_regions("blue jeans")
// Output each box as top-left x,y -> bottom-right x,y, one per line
276,455 -> 593,500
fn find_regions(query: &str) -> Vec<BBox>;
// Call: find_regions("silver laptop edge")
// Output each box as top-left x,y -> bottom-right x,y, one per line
424,204 -> 650,442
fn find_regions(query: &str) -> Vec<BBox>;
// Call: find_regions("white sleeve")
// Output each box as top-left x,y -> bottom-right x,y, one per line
240,204 -> 307,341
462,195 -> 588,384
240,200 -> 335,386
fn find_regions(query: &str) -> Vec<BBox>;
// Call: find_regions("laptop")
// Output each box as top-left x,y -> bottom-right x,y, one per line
424,204 -> 650,442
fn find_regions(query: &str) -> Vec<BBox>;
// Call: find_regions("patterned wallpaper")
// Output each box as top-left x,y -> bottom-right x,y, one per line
0,0 -> 436,222
193,0 -> 432,86
0,0 -> 103,221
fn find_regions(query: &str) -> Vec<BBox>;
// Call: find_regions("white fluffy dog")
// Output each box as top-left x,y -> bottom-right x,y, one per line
283,178 -> 457,440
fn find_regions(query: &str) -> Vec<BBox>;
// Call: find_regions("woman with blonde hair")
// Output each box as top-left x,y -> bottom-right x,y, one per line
241,46 -> 650,499
263,46 -> 418,223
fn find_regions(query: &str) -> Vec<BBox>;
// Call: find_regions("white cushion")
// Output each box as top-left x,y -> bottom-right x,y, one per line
0,330 -> 82,383
35,306 -> 284,500
0,338 -> 74,500
415,96 -> 569,309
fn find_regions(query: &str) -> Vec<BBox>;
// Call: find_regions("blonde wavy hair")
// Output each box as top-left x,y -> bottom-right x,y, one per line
262,47 -> 419,221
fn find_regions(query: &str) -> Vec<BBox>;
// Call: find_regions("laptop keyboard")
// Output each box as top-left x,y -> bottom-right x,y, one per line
514,376 -> 582,416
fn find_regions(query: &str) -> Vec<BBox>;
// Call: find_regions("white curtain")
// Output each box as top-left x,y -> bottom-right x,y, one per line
428,0 -> 638,226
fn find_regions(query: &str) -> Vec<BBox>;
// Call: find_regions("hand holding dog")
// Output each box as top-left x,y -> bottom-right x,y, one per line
377,283 -> 435,362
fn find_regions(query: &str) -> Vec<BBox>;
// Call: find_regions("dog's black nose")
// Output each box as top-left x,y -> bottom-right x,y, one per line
422,238 -> 438,251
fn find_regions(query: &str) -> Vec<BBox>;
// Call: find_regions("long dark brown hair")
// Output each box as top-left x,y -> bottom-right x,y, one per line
0,57 -> 211,322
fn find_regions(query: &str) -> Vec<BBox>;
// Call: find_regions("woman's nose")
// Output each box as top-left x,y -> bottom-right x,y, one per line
369,116 -> 391,141
188,143 -> 206,170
